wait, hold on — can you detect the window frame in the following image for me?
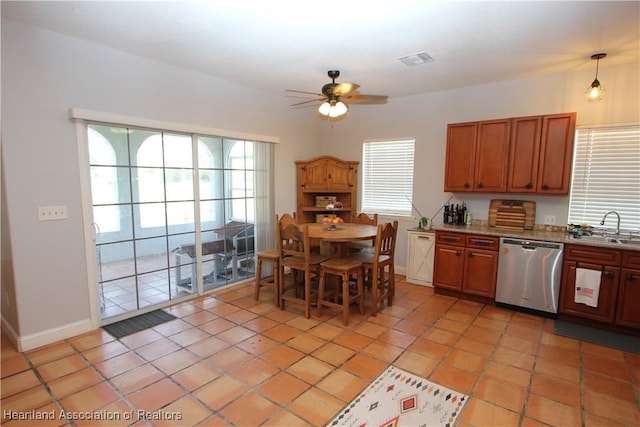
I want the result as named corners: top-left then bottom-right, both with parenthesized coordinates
top-left (361, 138), bottom-right (416, 218)
top-left (568, 123), bottom-right (640, 234)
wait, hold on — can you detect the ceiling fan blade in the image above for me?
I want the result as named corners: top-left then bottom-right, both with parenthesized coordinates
top-left (286, 89), bottom-right (324, 97)
top-left (342, 93), bottom-right (388, 104)
top-left (332, 82), bottom-right (360, 96)
top-left (290, 98), bottom-right (326, 107)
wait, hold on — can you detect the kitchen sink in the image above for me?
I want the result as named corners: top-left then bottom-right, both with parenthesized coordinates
top-left (571, 235), bottom-right (640, 245)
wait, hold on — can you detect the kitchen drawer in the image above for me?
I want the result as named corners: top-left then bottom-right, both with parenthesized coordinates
top-left (466, 235), bottom-right (499, 251)
top-left (564, 244), bottom-right (622, 266)
top-left (622, 250), bottom-right (640, 269)
top-left (436, 231), bottom-right (465, 247)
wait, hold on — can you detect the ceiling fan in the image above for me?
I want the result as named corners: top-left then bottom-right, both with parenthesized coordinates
top-left (286, 70), bottom-right (388, 119)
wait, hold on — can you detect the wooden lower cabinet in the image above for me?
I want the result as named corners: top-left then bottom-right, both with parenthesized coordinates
top-left (559, 260), bottom-right (620, 323)
top-left (559, 244), bottom-right (640, 332)
top-left (462, 248), bottom-right (499, 298)
top-left (433, 231), bottom-right (498, 301)
top-left (616, 266), bottom-right (640, 329)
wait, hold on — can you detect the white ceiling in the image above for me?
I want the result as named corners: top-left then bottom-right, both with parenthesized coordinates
top-left (3, 1), bottom-right (639, 101)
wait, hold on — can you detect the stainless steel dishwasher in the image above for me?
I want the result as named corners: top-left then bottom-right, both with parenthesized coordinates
top-left (495, 238), bottom-right (564, 315)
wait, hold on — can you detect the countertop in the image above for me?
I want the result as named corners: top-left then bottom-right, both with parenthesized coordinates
top-left (419, 223), bottom-right (640, 252)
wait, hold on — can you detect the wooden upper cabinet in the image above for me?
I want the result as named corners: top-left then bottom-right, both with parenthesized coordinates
top-left (537, 112), bottom-right (576, 194)
top-left (444, 122), bottom-right (477, 192)
top-left (474, 119), bottom-right (510, 192)
top-left (445, 112), bottom-right (576, 195)
top-left (508, 116), bottom-right (543, 192)
top-left (325, 158), bottom-right (354, 190)
top-left (298, 159), bottom-right (328, 190)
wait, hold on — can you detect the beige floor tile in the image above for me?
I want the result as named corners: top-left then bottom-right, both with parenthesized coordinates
top-left (362, 340), bottom-right (404, 363)
top-left (127, 378), bottom-right (185, 413)
top-left (236, 334), bottom-right (279, 355)
top-left (170, 362), bottom-right (221, 392)
top-left (341, 353), bottom-right (387, 381)
top-left (308, 322), bottom-right (344, 340)
top-left (94, 351), bottom-right (146, 379)
top-left (260, 344), bottom-right (305, 369)
top-left (202, 347), bottom-right (249, 373)
top-left (287, 355), bottom-right (334, 384)
top-left (136, 338), bottom-right (182, 362)
top-left (110, 363), bottom-right (165, 395)
top-left (288, 387), bottom-right (345, 426)
top-left (152, 395), bottom-right (212, 426)
top-left (393, 350), bottom-right (438, 378)
top-left (583, 370), bottom-right (637, 402)
top-left (0, 384), bottom-right (55, 413)
top-left (422, 326), bottom-right (460, 346)
top-left (151, 348), bottom-right (200, 375)
top-left (81, 340), bottom-right (130, 364)
top-left (1, 369), bottom-right (41, 399)
top-left (198, 318), bottom-right (235, 335)
top-left (460, 397), bottom-right (521, 426)
top-left (60, 382), bottom-right (120, 413)
top-left (408, 337), bottom-right (450, 359)
top-left (287, 332), bottom-right (326, 353)
top-left (186, 336), bottom-right (231, 358)
top-left (47, 367), bottom-right (104, 399)
top-left (241, 316), bottom-right (279, 333)
top-left (219, 392), bottom-right (280, 426)
top-left (214, 325), bottom-right (257, 345)
top-left (444, 348), bottom-right (487, 373)
top-left (67, 329), bottom-right (116, 352)
top-left (118, 328), bottom-right (164, 350)
top-left (182, 309), bottom-right (218, 326)
top-left (583, 387), bottom-right (640, 425)
top-left (167, 327), bottom-right (211, 347)
top-left (25, 341), bottom-right (75, 366)
top-left (262, 409), bottom-right (313, 427)
top-left (430, 363), bottom-right (479, 395)
top-left (474, 377), bottom-right (527, 412)
top-left (256, 371), bottom-right (310, 405)
top-left (229, 357), bottom-right (279, 387)
top-left (525, 394), bottom-right (583, 427)
top-left (36, 354), bottom-right (88, 382)
top-left (193, 375), bottom-right (248, 410)
top-left (530, 373), bottom-right (581, 407)
top-left (316, 369), bottom-right (368, 402)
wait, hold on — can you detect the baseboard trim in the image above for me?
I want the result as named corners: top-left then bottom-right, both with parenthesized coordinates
top-left (2, 316), bottom-right (94, 352)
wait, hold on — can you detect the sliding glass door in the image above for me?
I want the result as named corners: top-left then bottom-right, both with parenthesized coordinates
top-left (87, 123), bottom-right (273, 322)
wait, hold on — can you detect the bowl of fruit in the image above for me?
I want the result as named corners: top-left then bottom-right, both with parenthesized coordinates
top-left (324, 203), bottom-right (345, 230)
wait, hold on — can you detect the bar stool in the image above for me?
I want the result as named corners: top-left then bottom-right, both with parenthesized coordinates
top-left (317, 257), bottom-right (364, 326)
top-left (254, 249), bottom-right (281, 307)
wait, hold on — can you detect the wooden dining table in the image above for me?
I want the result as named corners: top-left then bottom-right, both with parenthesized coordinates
top-left (306, 222), bottom-right (378, 256)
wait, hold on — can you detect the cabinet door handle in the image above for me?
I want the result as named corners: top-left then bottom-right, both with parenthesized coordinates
top-left (477, 182), bottom-right (484, 189)
top-left (473, 239), bottom-right (493, 246)
top-left (542, 184), bottom-right (550, 190)
top-left (455, 250), bottom-right (462, 256)
top-left (443, 237), bottom-right (458, 243)
top-left (464, 182), bottom-right (470, 188)
top-left (468, 252), bottom-right (474, 258)
top-left (628, 274), bottom-right (637, 282)
top-left (603, 271), bottom-right (614, 279)
top-left (418, 236), bottom-right (432, 240)
top-left (525, 182), bottom-right (533, 189)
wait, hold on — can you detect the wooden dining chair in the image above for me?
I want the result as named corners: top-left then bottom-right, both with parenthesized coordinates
top-left (354, 220), bottom-right (398, 316)
top-left (277, 223), bottom-right (331, 318)
top-left (347, 212), bottom-right (379, 252)
top-left (254, 213), bottom-right (297, 307)
top-left (317, 256), bottom-right (364, 326)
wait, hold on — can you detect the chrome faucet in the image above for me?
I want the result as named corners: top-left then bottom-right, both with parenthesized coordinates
top-left (600, 211), bottom-right (621, 235)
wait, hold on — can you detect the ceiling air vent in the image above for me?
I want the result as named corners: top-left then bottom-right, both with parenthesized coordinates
top-left (398, 52), bottom-right (434, 66)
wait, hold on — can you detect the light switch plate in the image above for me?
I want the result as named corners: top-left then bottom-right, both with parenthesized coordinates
top-left (544, 215), bottom-right (557, 225)
top-left (38, 205), bottom-right (68, 221)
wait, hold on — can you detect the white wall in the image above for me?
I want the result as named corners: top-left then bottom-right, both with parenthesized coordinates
top-left (2, 18), bottom-right (638, 349)
top-left (319, 62), bottom-right (639, 266)
top-left (1, 20), bottom-right (320, 348)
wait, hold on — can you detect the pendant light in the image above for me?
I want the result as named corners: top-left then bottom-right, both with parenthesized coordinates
top-left (318, 98), bottom-right (348, 118)
top-left (585, 53), bottom-right (606, 102)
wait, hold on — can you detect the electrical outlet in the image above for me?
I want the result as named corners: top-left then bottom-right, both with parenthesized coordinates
top-left (544, 215), bottom-right (557, 225)
top-left (38, 205), bottom-right (68, 221)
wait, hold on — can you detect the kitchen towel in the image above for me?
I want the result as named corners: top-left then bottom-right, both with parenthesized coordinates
top-left (574, 268), bottom-right (601, 308)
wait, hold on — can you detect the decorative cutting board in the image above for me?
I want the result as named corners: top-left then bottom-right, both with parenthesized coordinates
top-left (488, 199), bottom-right (536, 230)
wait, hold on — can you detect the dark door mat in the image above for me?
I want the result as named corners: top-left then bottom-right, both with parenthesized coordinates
top-left (554, 320), bottom-right (640, 354)
top-left (103, 309), bottom-right (176, 339)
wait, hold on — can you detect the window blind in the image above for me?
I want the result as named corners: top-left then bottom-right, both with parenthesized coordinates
top-left (362, 139), bottom-right (415, 216)
top-left (568, 124), bottom-right (640, 232)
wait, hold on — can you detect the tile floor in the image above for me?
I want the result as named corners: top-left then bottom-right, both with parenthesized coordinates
top-left (2, 277), bottom-right (639, 426)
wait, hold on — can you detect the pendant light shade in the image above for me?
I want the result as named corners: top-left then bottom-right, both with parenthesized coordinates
top-left (318, 99), bottom-right (348, 118)
top-left (585, 53), bottom-right (606, 102)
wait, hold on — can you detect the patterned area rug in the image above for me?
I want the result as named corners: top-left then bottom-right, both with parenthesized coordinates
top-left (328, 366), bottom-right (469, 427)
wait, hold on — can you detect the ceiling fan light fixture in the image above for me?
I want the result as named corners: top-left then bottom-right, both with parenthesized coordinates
top-left (585, 53), bottom-right (606, 102)
top-left (318, 100), bottom-right (348, 118)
